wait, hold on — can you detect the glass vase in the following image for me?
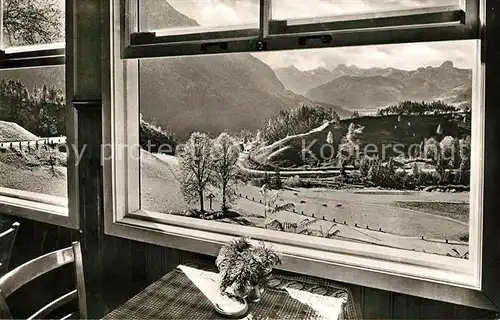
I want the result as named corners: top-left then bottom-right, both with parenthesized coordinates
top-left (247, 285), bottom-right (264, 303)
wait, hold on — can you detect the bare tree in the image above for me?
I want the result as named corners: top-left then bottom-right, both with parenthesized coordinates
top-left (213, 132), bottom-right (240, 212)
top-left (178, 132), bottom-right (215, 213)
top-left (47, 144), bottom-right (56, 176)
top-left (4, 0), bottom-right (64, 46)
top-left (259, 184), bottom-right (294, 228)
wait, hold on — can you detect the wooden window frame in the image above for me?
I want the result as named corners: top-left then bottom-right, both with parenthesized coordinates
top-left (0, 0), bottom-right (79, 230)
top-left (103, 0), bottom-right (500, 311)
top-left (121, 0), bottom-right (479, 58)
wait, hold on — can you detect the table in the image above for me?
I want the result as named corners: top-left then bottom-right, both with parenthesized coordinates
top-left (103, 263), bottom-right (360, 320)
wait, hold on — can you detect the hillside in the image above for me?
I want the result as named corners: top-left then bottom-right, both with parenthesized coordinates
top-left (139, 0), bottom-right (350, 140)
top-left (350, 114), bottom-right (470, 155)
top-left (251, 113), bottom-right (470, 167)
top-left (273, 65), bottom-right (338, 95)
top-left (275, 61), bottom-right (472, 112)
top-left (306, 75), bottom-right (407, 110)
top-left (0, 139), bottom-right (67, 197)
top-left (0, 121), bottom-right (38, 142)
top-left (0, 67), bottom-right (64, 91)
top-left (251, 121), bottom-right (344, 167)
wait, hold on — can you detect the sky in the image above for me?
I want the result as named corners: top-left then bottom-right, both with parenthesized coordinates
top-left (166, 0), bottom-right (475, 71)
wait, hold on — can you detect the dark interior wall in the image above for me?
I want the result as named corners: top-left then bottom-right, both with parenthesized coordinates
top-left (0, 215), bottom-right (495, 319)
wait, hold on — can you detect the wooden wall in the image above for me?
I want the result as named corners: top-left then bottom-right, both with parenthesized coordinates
top-left (0, 214), bottom-right (495, 319)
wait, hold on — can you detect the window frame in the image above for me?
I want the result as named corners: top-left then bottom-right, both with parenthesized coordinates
top-left (121, 0), bottom-right (479, 58)
top-left (103, 0), bottom-right (500, 310)
top-left (0, 0), bottom-right (79, 229)
top-left (0, 0), bottom-right (65, 68)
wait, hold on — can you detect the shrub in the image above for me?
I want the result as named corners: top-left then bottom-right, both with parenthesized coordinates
top-left (459, 233), bottom-right (469, 242)
top-left (270, 167), bottom-right (283, 190)
top-left (357, 155), bottom-right (371, 177)
top-left (423, 137), bottom-right (440, 161)
top-left (417, 170), bottom-right (441, 186)
top-left (346, 171), bottom-right (364, 185)
top-left (284, 175), bottom-right (302, 188)
top-left (441, 170), bottom-right (453, 185)
top-left (367, 158), bottom-right (397, 188)
top-left (250, 178), bottom-right (266, 187)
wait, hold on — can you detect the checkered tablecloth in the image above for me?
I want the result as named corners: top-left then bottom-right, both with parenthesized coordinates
top-left (103, 263), bottom-right (360, 320)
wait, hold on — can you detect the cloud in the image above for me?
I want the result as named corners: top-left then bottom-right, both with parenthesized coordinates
top-left (254, 40), bottom-right (476, 71)
top-left (169, 0), bottom-right (259, 25)
top-left (168, 0), bottom-right (458, 24)
top-left (165, 0), bottom-right (474, 70)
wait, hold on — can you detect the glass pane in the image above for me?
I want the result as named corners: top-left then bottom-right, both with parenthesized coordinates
top-left (0, 66), bottom-right (66, 198)
top-left (3, 0), bottom-right (65, 47)
top-left (139, 0), bottom-right (259, 34)
top-left (140, 40), bottom-right (475, 259)
top-left (272, 0), bottom-right (460, 20)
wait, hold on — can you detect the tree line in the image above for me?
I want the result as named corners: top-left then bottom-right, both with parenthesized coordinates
top-left (0, 79), bottom-right (65, 137)
top-left (261, 104), bottom-right (340, 144)
top-left (139, 114), bottom-right (178, 154)
top-left (377, 100), bottom-right (460, 116)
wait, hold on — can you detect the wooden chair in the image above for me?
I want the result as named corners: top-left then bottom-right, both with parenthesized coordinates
top-left (0, 241), bottom-right (87, 319)
top-left (0, 222), bottom-right (20, 277)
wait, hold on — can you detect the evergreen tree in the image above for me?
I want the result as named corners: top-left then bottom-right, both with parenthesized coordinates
top-left (436, 124), bottom-right (443, 136)
top-left (326, 131), bottom-right (334, 144)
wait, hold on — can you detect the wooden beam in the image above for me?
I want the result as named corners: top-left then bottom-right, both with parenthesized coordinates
top-left (69, 0), bottom-right (103, 317)
top-left (481, 0), bottom-right (500, 310)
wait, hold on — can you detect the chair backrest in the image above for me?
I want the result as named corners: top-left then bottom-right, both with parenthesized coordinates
top-left (0, 222), bottom-right (20, 277)
top-left (0, 241), bottom-right (87, 319)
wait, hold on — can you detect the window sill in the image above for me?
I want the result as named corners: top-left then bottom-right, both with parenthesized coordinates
top-left (104, 213), bottom-right (497, 311)
top-left (0, 187), bottom-right (78, 229)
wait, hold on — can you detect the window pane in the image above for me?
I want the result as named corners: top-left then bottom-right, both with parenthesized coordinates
top-left (139, 0), bottom-right (259, 34)
top-left (3, 0), bottom-right (65, 47)
top-left (272, 0), bottom-right (460, 20)
top-left (139, 40), bottom-right (475, 259)
top-left (0, 66), bottom-right (66, 198)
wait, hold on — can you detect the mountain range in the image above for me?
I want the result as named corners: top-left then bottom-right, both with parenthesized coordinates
top-left (275, 61), bottom-right (472, 111)
top-left (138, 0), bottom-right (350, 140)
top-left (0, 0), bottom-right (472, 141)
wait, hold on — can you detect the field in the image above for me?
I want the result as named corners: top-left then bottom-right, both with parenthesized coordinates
top-left (0, 142), bottom-right (67, 197)
top-left (140, 151), bottom-right (469, 258)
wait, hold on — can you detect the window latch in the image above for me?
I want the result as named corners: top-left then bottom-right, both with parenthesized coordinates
top-left (201, 41), bottom-right (228, 52)
top-left (298, 35), bottom-right (332, 46)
